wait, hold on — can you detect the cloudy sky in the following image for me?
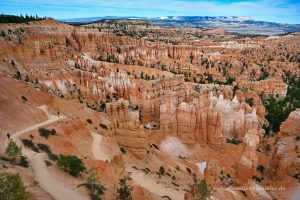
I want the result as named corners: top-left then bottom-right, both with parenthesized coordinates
top-left (0, 0), bottom-right (299, 24)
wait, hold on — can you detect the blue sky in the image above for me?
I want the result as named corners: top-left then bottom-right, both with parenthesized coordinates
top-left (0, 0), bottom-right (299, 24)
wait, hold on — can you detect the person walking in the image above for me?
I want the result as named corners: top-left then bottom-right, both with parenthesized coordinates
top-left (7, 133), bottom-right (10, 139)
top-left (57, 110), bottom-right (60, 118)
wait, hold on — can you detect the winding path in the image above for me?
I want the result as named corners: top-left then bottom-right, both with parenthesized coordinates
top-left (3, 105), bottom-right (87, 200)
top-left (91, 131), bottom-right (184, 200)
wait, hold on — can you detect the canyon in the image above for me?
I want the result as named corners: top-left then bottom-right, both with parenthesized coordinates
top-left (0, 18), bottom-right (299, 200)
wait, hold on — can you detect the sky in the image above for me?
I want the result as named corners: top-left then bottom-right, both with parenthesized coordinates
top-left (0, 0), bottom-right (299, 24)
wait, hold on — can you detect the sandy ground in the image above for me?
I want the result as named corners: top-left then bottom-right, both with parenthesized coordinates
top-left (129, 170), bottom-right (184, 200)
top-left (3, 105), bottom-right (87, 200)
top-left (91, 131), bottom-right (184, 200)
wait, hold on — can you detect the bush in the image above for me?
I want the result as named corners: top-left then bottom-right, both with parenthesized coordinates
top-left (159, 166), bottom-right (165, 175)
top-left (120, 147), bottom-right (126, 154)
top-left (239, 190), bottom-right (247, 197)
top-left (86, 119), bottom-right (93, 124)
top-left (48, 153), bottom-right (59, 161)
top-left (252, 175), bottom-right (262, 182)
top-left (99, 101), bottom-right (106, 112)
top-left (45, 160), bottom-right (52, 167)
top-left (50, 129), bottom-right (57, 135)
top-left (57, 155), bottom-right (85, 176)
top-left (5, 139), bottom-right (22, 163)
top-left (21, 139), bottom-right (34, 148)
top-left (226, 138), bottom-right (241, 145)
top-left (152, 144), bottom-right (159, 150)
top-left (117, 178), bottom-right (132, 200)
top-left (0, 172), bottom-right (30, 200)
top-left (39, 128), bottom-right (56, 139)
top-left (245, 98), bottom-right (254, 107)
top-left (21, 96), bottom-right (28, 101)
top-left (197, 180), bottom-right (211, 200)
top-left (21, 139), bottom-right (39, 152)
top-left (186, 167), bottom-right (192, 174)
top-left (31, 146), bottom-right (40, 153)
top-left (37, 143), bottom-right (51, 153)
top-left (257, 165), bottom-right (265, 174)
top-left (18, 156), bottom-right (29, 168)
top-left (78, 170), bottom-right (105, 199)
top-left (99, 123), bottom-right (108, 129)
top-left (0, 156), bottom-right (10, 162)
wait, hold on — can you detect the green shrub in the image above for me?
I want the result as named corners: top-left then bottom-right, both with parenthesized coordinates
top-left (44, 160), bottom-right (52, 167)
top-left (21, 139), bottom-right (39, 152)
top-left (159, 166), bottom-right (165, 175)
top-left (18, 156), bottom-right (29, 168)
top-left (252, 175), bottom-right (262, 182)
top-left (21, 139), bottom-right (34, 148)
top-left (197, 180), bottom-right (211, 200)
top-left (239, 190), bottom-right (247, 197)
top-left (186, 167), bottom-right (192, 174)
top-left (48, 153), bottom-right (59, 161)
top-left (245, 98), bottom-right (254, 107)
top-left (152, 144), bottom-right (159, 150)
top-left (50, 129), bottom-right (57, 135)
top-left (0, 172), bottom-right (30, 200)
top-left (100, 123), bottom-right (108, 129)
top-left (21, 96), bottom-right (28, 101)
top-left (257, 165), bottom-right (265, 174)
top-left (117, 178), bottom-right (132, 200)
top-left (38, 128), bottom-right (56, 139)
top-left (120, 147), bottom-right (126, 154)
top-left (226, 138), bottom-right (241, 145)
top-left (78, 170), bottom-right (105, 199)
top-left (57, 155), bottom-right (85, 176)
top-left (37, 143), bottom-right (51, 153)
top-left (162, 195), bottom-right (172, 200)
top-left (5, 139), bottom-right (22, 163)
top-left (31, 146), bottom-right (40, 153)
top-left (0, 156), bottom-right (10, 162)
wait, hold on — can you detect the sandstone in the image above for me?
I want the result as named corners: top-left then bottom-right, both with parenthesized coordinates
top-left (280, 109), bottom-right (300, 137)
top-left (204, 159), bottom-right (221, 187)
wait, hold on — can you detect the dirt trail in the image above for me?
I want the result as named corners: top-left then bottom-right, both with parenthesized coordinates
top-left (91, 131), bottom-right (184, 200)
top-left (3, 105), bottom-right (87, 200)
top-left (91, 131), bottom-right (111, 161)
top-left (129, 169), bottom-right (184, 200)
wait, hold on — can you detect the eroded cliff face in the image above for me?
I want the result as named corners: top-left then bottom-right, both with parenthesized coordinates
top-left (160, 92), bottom-right (259, 147)
top-left (236, 128), bottom-right (261, 183)
top-left (268, 109), bottom-right (300, 180)
top-left (113, 120), bottom-right (148, 158)
top-left (104, 98), bottom-right (148, 158)
top-left (135, 77), bottom-right (185, 124)
top-left (238, 79), bottom-right (287, 98)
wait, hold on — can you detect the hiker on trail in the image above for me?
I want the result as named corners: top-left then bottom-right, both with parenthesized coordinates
top-left (57, 110), bottom-right (60, 117)
top-left (7, 133), bottom-right (10, 139)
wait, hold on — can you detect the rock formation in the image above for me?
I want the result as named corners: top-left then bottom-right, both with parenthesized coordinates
top-left (204, 159), bottom-right (221, 187)
top-left (160, 93), bottom-right (259, 148)
top-left (236, 128), bottom-right (260, 182)
top-left (280, 109), bottom-right (300, 136)
top-left (113, 121), bottom-right (148, 158)
top-left (268, 109), bottom-right (300, 180)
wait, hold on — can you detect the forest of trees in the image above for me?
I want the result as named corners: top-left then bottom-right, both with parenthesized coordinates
top-left (0, 14), bottom-right (46, 23)
top-left (263, 74), bottom-right (300, 134)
